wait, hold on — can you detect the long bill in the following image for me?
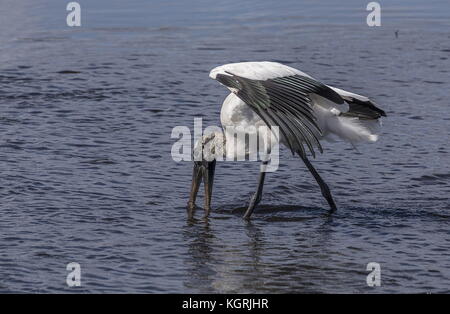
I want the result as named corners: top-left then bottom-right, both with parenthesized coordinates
top-left (187, 160), bottom-right (216, 218)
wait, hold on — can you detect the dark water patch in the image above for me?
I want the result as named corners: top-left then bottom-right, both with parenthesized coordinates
top-left (411, 173), bottom-right (450, 182)
top-left (81, 158), bottom-right (118, 165)
top-left (56, 70), bottom-right (81, 74)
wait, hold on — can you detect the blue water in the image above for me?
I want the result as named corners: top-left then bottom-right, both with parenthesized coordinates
top-left (0, 0), bottom-right (449, 293)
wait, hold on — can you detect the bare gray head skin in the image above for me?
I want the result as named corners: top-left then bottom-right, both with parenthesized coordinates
top-left (187, 131), bottom-right (225, 219)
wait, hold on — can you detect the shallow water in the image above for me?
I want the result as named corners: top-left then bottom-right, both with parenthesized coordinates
top-left (0, 0), bottom-right (449, 293)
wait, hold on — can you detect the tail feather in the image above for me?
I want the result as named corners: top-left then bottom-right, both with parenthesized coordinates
top-left (312, 86), bottom-right (386, 146)
top-left (328, 115), bottom-right (379, 143)
top-left (314, 105), bottom-right (380, 145)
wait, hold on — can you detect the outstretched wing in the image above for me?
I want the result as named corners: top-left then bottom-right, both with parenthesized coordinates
top-left (211, 62), bottom-right (344, 158)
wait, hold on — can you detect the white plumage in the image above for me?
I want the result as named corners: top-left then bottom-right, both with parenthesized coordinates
top-left (215, 62), bottom-right (382, 151)
top-left (210, 61), bottom-right (312, 81)
top-left (188, 61), bottom-right (386, 219)
top-left (311, 96), bottom-right (379, 144)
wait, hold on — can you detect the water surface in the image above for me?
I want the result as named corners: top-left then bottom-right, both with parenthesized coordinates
top-left (0, 0), bottom-right (449, 293)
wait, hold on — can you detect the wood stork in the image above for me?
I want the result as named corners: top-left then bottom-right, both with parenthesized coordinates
top-left (187, 61), bottom-right (386, 220)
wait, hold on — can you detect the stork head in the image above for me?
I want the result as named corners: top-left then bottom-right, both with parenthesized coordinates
top-left (187, 131), bottom-right (225, 218)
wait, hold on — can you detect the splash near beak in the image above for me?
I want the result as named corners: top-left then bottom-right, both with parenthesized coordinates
top-left (187, 160), bottom-right (216, 218)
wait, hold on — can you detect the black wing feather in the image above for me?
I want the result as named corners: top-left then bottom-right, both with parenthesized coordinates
top-left (340, 96), bottom-right (387, 120)
top-left (216, 72), bottom-right (344, 158)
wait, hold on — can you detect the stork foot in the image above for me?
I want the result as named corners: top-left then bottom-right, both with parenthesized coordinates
top-left (301, 156), bottom-right (337, 214)
top-left (243, 193), bottom-right (261, 220)
top-left (187, 202), bottom-right (197, 219)
top-left (243, 161), bottom-right (268, 220)
top-left (203, 205), bottom-right (211, 218)
top-left (321, 184), bottom-right (337, 213)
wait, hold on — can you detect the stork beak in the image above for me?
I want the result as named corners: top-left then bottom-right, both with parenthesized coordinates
top-left (187, 160), bottom-right (216, 218)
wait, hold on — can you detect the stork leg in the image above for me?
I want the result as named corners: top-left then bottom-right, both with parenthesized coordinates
top-left (301, 156), bottom-right (337, 212)
top-left (243, 161), bottom-right (268, 220)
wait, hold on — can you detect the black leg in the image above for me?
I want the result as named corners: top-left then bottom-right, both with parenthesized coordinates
top-left (243, 161), bottom-right (268, 219)
top-left (301, 156), bottom-right (337, 212)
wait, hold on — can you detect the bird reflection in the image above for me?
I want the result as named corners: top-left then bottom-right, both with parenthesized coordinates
top-left (182, 207), bottom-right (339, 293)
top-left (182, 213), bottom-right (266, 293)
top-left (182, 218), bottom-right (216, 292)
